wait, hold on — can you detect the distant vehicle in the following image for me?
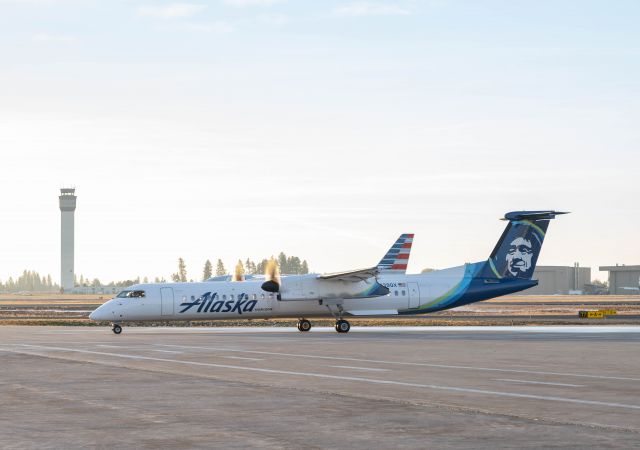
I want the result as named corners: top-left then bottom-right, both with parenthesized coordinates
top-left (90, 212), bottom-right (566, 334)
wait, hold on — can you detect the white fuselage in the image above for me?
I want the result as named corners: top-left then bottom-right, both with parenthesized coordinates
top-left (90, 266), bottom-right (471, 323)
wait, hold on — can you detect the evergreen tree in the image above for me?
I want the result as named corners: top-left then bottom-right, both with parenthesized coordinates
top-left (215, 259), bottom-right (226, 276)
top-left (143, 276), bottom-right (149, 284)
top-left (178, 258), bottom-right (187, 282)
top-left (245, 258), bottom-right (256, 275)
top-left (287, 256), bottom-right (302, 274)
top-left (255, 258), bottom-right (269, 275)
top-left (301, 260), bottom-right (309, 274)
top-left (203, 259), bottom-right (213, 280)
top-left (277, 252), bottom-right (287, 273)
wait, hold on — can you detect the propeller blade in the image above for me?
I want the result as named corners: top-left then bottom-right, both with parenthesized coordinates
top-left (232, 260), bottom-right (245, 282)
top-left (262, 258), bottom-right (280, 292)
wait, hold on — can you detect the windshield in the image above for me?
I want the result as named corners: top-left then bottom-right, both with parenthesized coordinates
top-left (116, 290), bottom-right (146, 298)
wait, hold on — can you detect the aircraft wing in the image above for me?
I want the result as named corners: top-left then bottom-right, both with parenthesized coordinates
top-left (317, 267), bottom-right (379, 282)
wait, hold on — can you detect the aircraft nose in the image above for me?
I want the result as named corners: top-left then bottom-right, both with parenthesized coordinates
top-left (89, 302), bottom-right (114, 321)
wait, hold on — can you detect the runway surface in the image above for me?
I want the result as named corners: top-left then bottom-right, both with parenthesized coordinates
top-left (1, 326), bottom-right (639, 448)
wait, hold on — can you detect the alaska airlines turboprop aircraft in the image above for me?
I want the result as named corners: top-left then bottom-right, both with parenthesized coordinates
top-left (90, 211), bottom-right (565, 334)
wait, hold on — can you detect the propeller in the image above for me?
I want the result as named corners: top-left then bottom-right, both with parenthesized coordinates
top-left (232, 260), bottom-right (245, 282)
top-left (261, 258), bottom-right (280, 293)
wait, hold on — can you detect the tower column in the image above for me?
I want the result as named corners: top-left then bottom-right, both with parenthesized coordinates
top-left (59, 188), bottom-right (77, 292)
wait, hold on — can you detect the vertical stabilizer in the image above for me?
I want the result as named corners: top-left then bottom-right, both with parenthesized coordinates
top-left (484, 211), bottom-right (568, 279)
top-left (378, 234), bottom-right (414, 274)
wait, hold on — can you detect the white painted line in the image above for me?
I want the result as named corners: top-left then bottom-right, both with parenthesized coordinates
top-left (218, 355), bottom-right (263, 362)
top-left (494, 379), bottom-right (586, 388)
top-left (9, 344), bottom-right (640, 412)
top-left (331, 365), bottom-right (389, 372)
top-left (156, 344), bottom-right (640, 382)
top-left (98, 345), bottom-right (182, 354)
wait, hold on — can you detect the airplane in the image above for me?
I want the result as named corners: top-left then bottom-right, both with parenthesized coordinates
top-left (204, 233), bottom-right (415, 282)
top-left (90, 211), bottom-right (566, 334)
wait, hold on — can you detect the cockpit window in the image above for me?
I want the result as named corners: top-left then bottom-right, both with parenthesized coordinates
top-left (117, 290), bottom-right (146, 298)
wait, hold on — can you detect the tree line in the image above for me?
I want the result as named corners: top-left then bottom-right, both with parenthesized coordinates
top-left (0, 270), bottom-right (59, 292)
top-left (172, 252), bottom-right (310, 282)
top-left (0, 252), bottom-right (310, 292)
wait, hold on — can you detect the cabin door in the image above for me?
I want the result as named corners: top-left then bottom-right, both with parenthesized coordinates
top-left (160, 287), bottom-right (175, 316)
top-left (408, 283), bottom-right (420, 308)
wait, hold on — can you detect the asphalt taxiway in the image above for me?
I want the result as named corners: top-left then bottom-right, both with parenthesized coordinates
top-left (1, 326), bottom-right (639, 448)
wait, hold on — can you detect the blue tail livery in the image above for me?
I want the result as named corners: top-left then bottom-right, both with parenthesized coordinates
top-left (484, 211), bottom-right (568, 280)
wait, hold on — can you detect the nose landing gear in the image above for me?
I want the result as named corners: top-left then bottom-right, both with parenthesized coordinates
top-left (111, 324), bottom-right (122, 334)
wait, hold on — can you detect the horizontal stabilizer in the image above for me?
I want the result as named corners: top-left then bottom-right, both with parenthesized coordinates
top-left (502, 210), bottom-right (569, 221)
top-left (318, 267), bottom-right (379, 283)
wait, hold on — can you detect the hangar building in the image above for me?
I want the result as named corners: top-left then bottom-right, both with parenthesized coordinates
top-left (599, 265), bottom-right (640, 295)
top-left (519, 264), bottom-right (591, 295)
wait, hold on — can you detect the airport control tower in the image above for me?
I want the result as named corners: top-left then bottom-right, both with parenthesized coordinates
top-left (59, 188), bottom-right (77, 292)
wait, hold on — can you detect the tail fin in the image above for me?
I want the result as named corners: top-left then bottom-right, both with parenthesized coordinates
top-left (378, 234), bottom-right (414, 274)
top-left (484, 211), bottom-right (568, 279)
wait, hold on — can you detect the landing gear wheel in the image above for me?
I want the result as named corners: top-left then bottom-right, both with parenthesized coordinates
top-left (297, 319), bottom-right (312, 332)
top-left (335, 320), bottom-right (350, 333)
top-left (112, 324), bottom-right (122, 335)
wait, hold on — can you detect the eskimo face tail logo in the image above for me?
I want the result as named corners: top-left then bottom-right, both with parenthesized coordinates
top-left (505, 237), bottom-right (534, 277)
top-left (490, 220), bottom-right (549, 279)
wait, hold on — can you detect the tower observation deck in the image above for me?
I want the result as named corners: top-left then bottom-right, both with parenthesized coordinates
top-left (59, 188), bottom-right (77, 292)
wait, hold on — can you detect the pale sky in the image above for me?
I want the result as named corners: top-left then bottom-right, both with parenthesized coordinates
top-left (0, 0), bottom-right (638, 283)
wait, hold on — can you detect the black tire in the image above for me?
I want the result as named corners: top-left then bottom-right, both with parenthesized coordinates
top-left (335, 320), bottom-right (350, 333)
top-left (112, 324), bottom-right (122, 334)
top-left (298, 319), bottom-right (311, 332)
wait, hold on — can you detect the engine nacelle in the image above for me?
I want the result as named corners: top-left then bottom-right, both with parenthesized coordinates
top-left (270, 274), bottom-right (388, 301)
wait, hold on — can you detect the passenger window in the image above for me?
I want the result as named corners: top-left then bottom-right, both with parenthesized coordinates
top-left (402, 290), bottom-right (406, 296)
top-left (394, 290), bottom-right (398, 296)
top-left (252, 294), bottom-right (257, 300)
top-left (230, 294), bottom-right (234, 300)
top-left (261, 293), bottom-right (265, 299)
top-left (222, 295), bottom-right (227, 300)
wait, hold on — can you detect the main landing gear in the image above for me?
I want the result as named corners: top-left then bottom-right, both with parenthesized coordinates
top-left (335, 319), bottom-right (350, 333)
top-left (111, 324), bottom-right (122, 335)
top-left (296, 318), bottom-right (351, 333)
top-left (297, 319), bottom-right (312, 332)
top-left (321, 302), bottom-right (351, 333)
